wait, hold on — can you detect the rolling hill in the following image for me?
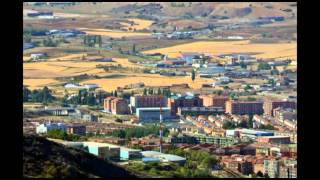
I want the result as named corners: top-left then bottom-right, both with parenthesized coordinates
top-left (23, 134), bottom-right (139, 178)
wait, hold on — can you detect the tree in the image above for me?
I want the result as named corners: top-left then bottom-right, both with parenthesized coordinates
top-left (238, 120), bottom-right (248, 128)
top-left (244, 84), bottom-right (252, 91)
top-left (191, 69), bottom-right (196, 82)
top-left (258, 62), bottom-right (271, 70)
top-left (268, 79), bottom-right (276, 87)
top-left (246, 97), bottom-right (256, 101)
top-left (230, 92), bottom-right (237, 99)
top-left (86, 93), bottom-right (96, 106)
top-left (256, 171), bottom-right (263, 177)
top-left (97, 35), bottom-right (102, 47)
top-left (240, 61), bottom-right (247, 69)
top-left (248, 116), bottom-right (254, 128)
top-left (132, 43), bottom-right (136, 54)
top-left (157, 88), bottom-right (161, 95)
top-left (217, 90), bottom-right (223, 96)
top-left (24, 33), bottom-right (32, 43)
top-left (223, 121), bottom-right (236, 129)
top-left (23, 86), bottom-right (31, 102)
top-left (143, 88), bottom-right (147, 95)
top-left (114, 90), bottom-right (118, 97)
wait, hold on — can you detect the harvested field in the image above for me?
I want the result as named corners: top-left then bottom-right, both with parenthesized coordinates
top-left (23, 78), bottom-right (60, 89)
top-left (142, 40), bottom-right (297, 60)
top-left (83, 73), bottom-right (214, 91)
top-left (121, 18), bottom-right (154, 30)
top-left (79, 28), bottom-right (151, 38)
top-left (23, 52), bottom-right (140, 79)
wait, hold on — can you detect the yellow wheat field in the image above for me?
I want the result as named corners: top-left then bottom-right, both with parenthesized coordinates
top-left (48, 53), bottom-right (88, 61)
top-left (79, 28), bottom-right (151, 38)
top-left (83, 73), bottom-right (213, 91)
top-left (143, 40), bottom-right (297, 60)
top-left (23, 78), bottom-right (60, 89)
top-left (23, 53), bottom-right (140, 78)
top-left (121, 18), bottom-right (154, 30)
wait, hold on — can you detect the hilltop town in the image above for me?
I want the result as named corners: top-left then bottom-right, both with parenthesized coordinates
top-left (23, 2), bottom-right (297, 178)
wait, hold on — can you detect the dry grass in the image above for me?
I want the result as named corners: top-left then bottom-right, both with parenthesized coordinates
top-left (142, 40), bottom-right (297, 60)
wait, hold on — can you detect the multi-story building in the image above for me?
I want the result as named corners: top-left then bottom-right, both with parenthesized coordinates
top-left (104, 96), bottom-right (117, 112)
top-left (104, 97), bottom-right (129, 115)
top-left (136, 107), bottom-right (171, 122)
top-left (168, 95), bottom-right (203, 115)
top-left (257, 136), bottom-right (291, 144)
top-left (200, 95), bottom-right (229, 108)
top-left (166, 134), bottom-right (236, 147)
top-left (225, 100), bottom-right (264, 115)
top-left (239, 161), bottom-right (254, 175)
top-left (130, 95), bottom-right (167, 113)
top-left (264, 159), bottom-right (280, 178)
top-left (273, 107), bottom-right (297, 122)
top-left (83, 142), bottom-right (120, 161)
top-left (36, 122), bottom-right (67, 134)
top-left (279, 160), bottom-right (297, 178)
top-left (66, 124), bottom-right (86, 136)
top-left (263, 100), bottom-right (296, 116)
top-left (177, 106), bottom-right (224, 116)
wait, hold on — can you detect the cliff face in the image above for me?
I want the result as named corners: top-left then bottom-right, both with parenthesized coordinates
top-left (23, 135), bottom-right (138, 178)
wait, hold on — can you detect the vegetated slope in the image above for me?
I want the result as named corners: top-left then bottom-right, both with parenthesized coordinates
top-left (23, 134), bottom-right (139, 178)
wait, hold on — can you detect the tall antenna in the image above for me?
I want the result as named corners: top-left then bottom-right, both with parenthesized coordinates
top-left (159, 97), bottom-right (163, 153)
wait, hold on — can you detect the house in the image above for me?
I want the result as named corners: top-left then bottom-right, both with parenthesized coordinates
top-left (216, 76), bottom-right (230, 83)
top-left (180, 52), bottom-right (203, 65)
top-left (36, 122), bottom-right (67, 134)
top-left (64, 83), bottom-right (99, 90)
top-left (66, 124), bottom-right (86, 136)
top-left (199, 66), bottom-right (225, 78)
top-left (23, 43), bottom-right (35, 50)
top-left (30, 53), bottom-right (48, 60)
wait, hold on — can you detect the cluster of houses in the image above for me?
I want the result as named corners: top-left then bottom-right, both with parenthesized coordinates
top-left (46, 29), bottom-right (86, 38)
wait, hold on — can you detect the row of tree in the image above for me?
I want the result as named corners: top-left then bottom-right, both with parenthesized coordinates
top-left (63, 89), bottom-right (97, 106)
top-left (106, 125), bottom-right (169, 140)
top-left (83, 35), bottom-right (102, 47)
top-left (47, 129), bottom-right (87, 141)
top-left (23, 86), bottom-right (55, 103)
top-left (142, 88), bottom-right (171, 97)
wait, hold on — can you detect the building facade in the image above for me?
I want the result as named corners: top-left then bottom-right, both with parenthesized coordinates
top-left (225, 100), bottom-right (264, 115)
top-left (66, 124), bottom-right (86, 136)
top-left (200, 95), bottom-right (229, 108)
top-left (168, 95), bottom-right (203, 116)
top-left (104, 97), bottom-right (129, 115)
top-left (36, 123), bottom-right (67, 134)
top-left (263, 100), bottom-right (296, 116)
top-left (136, 107), bottom-right (171, 122)
top-left (264, 159), bottom-right (280, 178)
top-left (177, 106), bottom-right (224, 116)
top-left (257, 136), bottom-right (291, 144)
top-left (130, 95), bottom-right (167, 112)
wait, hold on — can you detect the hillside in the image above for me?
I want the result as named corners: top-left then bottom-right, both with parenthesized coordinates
top-left (23, 134), bottom-right (139, 178)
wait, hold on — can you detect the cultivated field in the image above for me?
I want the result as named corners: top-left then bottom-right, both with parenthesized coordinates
top-left (120, 18), bottom-right (154, 30)
top-left (83, 73), bottom-right (214, 91)
top-left (143, 40), bottom-right (297, 60)
top-left (23, 78), bottom-right (60, 90)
